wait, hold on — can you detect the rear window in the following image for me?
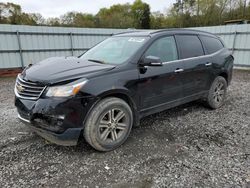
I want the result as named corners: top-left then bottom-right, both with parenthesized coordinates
top-left (175, 35), bottom-right (204, 59)
top-left (200, 36), bottom-right (224, 54)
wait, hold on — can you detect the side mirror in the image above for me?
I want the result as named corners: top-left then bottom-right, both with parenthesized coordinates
top-left (141, 56), bottom-right (163, 66)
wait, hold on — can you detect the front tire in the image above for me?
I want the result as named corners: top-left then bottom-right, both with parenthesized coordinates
top-left (206, 76), bottom-right (227, 109)
top-left (84, 97), bottom-right (133, 151)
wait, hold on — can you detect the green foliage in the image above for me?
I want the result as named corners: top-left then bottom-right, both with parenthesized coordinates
top-left (60, 12), bottom-right (96, 27)
top-left (168, 0), bottom-right (250, 27)
top-left (96, 4), bottom-right (134, 28)
top-left (131, 0), bottom-right (150, 29)
top-left (0, 0), bottom-right (249, 28)
top-left (0, 2), bottom-right (37, 25)
top-left (150, 12), bottom-right (166, 29)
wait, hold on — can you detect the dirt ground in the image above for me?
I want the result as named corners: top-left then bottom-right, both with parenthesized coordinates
top-left (0, 70), bottom-right (249, 188)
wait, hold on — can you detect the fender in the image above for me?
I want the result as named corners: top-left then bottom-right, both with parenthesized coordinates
top-left (82, 88), bottom-right (140, 128)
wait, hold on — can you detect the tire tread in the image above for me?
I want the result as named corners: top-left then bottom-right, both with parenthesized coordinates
top-left (84, 97), bottom-right (133, 151)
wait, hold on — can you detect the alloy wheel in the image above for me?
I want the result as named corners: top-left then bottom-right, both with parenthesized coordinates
top-left (213, 81), bottom-right (225, 103)
top-left (98, 108), bottom-right (128, 142)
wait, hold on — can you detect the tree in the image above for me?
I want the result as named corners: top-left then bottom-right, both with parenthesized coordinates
top-left (167, 0), bottom-right (240, 27)
top-left (29, 13), bottom-right (45, 25)
top-left (96, 4), bottom-right (134, 28)
top-left (0, 2), bottom-right (44, 25)
top-left (46, 17), bottom-right (60, 26)
top-left (150, 11), bottom-right (166, 29)
top-left (169, 0), bottom-right (198, 27)
top-left (131, 0), bottom-right (151, 29)
top-left (0, 3), bottom-right (8, 23)
top-left (0, 2), bottom-right (22, 24)
top-left (60, 12), bottom-right (96, 27)
top-left (0, 0), bottom-right (250, 28)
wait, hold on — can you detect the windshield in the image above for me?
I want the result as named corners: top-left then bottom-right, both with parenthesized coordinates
top-left (80, 36), bottom-right (149, 64)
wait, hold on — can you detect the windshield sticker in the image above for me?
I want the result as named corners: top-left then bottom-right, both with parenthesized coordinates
top-left (128, 38), bottom-right (145, 43)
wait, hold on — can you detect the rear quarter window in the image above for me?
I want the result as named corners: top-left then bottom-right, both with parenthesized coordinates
top-left (175, 35), bottom-right (204, 59)
top-left (200, 36), bottom-right (224, 54)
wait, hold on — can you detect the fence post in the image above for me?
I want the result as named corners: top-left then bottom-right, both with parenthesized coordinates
top-left (232, 31), bottom-right (237, 54)
top-left (16, 30), bottom-right (24, 69)
top-left (70, 32), bottom-right (74, 56)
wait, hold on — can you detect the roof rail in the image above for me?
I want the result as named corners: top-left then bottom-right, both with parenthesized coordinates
top-left (112, 29), bottom-right (142, 36)
top-left (149, 28), bottom-right (213, 35)
top-left (149, 28), bottom-right (182, 34)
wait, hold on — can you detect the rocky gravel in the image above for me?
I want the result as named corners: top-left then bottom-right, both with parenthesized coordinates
top-left (0, 70), bottom-right (249, 188)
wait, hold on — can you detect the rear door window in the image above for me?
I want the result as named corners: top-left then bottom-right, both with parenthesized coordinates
top-left (200, 36), bottom-right (224, 54)
top-left (175, 35), bottom-right (204, 59)
top-left (144, 36), bottom-right (178, 62)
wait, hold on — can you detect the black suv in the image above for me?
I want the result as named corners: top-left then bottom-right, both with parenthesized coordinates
top-left (15, 29), bottom-right (234, 151)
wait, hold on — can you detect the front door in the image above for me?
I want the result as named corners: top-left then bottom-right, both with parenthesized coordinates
top-left (138, 36), bottom-right (185, 114)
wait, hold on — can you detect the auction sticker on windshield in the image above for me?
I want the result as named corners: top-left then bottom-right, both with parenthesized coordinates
top-left (128, 38), bottom-right (145, 42)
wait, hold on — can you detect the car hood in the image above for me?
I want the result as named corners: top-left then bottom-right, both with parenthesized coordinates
top-left (22, 57), bottom-right (115, 84)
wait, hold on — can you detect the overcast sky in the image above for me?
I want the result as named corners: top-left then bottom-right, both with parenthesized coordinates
top-left (1, 0), bottom-right (176, 18)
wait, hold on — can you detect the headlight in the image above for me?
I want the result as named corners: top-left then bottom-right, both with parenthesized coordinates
top-left (45, 79), bottom-right (88, 97)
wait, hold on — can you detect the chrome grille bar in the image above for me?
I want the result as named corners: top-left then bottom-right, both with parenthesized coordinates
top-left (15, 74), bottom-right (46, 100)
top-left (16, 80), bottom-right (44, 89)
top-left (17, 77), bottom-right (41, 86)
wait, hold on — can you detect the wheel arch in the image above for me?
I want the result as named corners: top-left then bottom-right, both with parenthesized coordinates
top-left (97, 90), bottom-right (140, 127)
top-left (82, 89), bottom-right (140, 129)
top-left (218, 72), bottom-right (228, 84)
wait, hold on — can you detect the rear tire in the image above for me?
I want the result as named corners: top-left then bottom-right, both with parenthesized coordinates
top-left (84, 97), bottom-right (133, 151)
top-left (206, 76), bottom-right (227, 109)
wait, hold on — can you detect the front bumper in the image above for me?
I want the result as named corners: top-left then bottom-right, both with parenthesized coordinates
top-left (18, 114), bottom-right (82, 146)
top-left (15, 95), bottom-right (96, 146)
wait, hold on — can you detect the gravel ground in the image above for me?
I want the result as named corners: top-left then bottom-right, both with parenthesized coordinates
top-left (0, 70), bottom-right (249, 188)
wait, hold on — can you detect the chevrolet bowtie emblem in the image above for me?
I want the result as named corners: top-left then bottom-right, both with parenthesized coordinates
top-left (16, 84), bottom-right (25, 92)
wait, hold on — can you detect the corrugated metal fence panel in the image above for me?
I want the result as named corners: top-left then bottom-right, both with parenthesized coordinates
top-left (0, 24), bottom-right (250, 69)
top-left (0, 24), bottom-right (125, 68)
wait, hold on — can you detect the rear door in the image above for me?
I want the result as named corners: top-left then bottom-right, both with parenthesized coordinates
top-left (175, 35), bottom-right (212, 97)
top-left (199, 35), bottom-right (225, 90)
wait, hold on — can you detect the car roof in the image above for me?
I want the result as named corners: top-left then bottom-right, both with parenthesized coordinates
top-left (114, 28), bottom-right (216, 38)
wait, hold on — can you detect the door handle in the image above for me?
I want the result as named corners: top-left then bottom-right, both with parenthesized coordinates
top-left (174, 68), bottom-right (184, 73)
top-left (205, 62), bottom-right (212, 66)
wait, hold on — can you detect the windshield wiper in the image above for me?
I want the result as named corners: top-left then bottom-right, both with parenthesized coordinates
top-left (88, 59), bottom-right (105, 64)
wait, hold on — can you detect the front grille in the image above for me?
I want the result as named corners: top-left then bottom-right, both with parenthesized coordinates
top-left (15, 74), bottom-right (46, 100)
